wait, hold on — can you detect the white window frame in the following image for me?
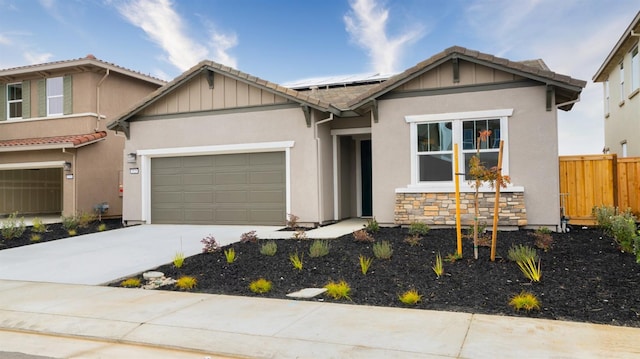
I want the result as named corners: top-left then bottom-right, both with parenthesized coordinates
top-left (619, 62), bottom-right (625, 101)
top-left (631, 46), bottom-right (639, 94)
top-left (404, 109), bottom-right (513, 192)
top-left (46, 77), bottom-right (63, 116)
top-left (7, 82), bottom-right (22, 120)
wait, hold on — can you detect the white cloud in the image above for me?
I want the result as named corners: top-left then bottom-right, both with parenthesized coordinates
top-left (0, 34), bottom-right (11, 45)
top-left (344, 0), bottom-right (424, 73)
top-left (24, 51), bottom-right (53, 65)
top-left (116, 0), bottom-right (237, 72)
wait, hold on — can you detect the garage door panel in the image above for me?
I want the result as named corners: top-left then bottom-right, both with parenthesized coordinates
top-left (215, 172), bottom-right (247, 185)
top-left (0, 168), bottom-right (62, 215)
top-left (151, 152), bottom-right (285, 225)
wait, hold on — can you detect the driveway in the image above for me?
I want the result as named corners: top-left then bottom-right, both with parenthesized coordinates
top-left (0, 225), bottom-right (282, 285)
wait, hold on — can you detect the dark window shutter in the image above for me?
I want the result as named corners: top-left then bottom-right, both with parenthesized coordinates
top-left (37, 79), bottom-right (46, 117)
top-left (63, 75), bottom-right (72, 115)
top-left (0, 84), bottom-right (5, 121)
top-left (22, 80), bottom-right (31, 119)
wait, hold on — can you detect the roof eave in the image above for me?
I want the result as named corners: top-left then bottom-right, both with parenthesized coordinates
top-left (593, 11), bottom-right (640, 82)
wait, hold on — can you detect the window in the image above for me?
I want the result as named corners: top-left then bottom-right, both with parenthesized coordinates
top-left (619, 62), bottom-right (625, 100)
top-left (632, 47), bottom-right (639, 93)
top-left (417, 122), bottom-right (453, 181)
top-left (7, 83), bottom-right (22, 119)
top-left (46, 77), bottom-right (63, 116)
top-left (604, 79), bottom-right (610, 115)
top-left (407, 109), bottom-right (512, 186)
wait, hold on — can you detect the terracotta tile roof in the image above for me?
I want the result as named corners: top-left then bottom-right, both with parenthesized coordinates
top-left (0, 131), bottom-right (107, 149)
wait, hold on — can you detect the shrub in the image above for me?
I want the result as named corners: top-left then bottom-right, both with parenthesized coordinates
top-left (533, 228), bottom-right (554, 251)
top-left (31, 217), bottom-right (48, 233)
top-left (309, 239), bottom-right (330, 258)
top-left (289, 251), bottom-right (303, 270)
top-left (30, 234), bottom-right (42, 242)
top-left (240, 230), bottom-right (258, 243)
top-left (176, 276), bottom-right (197, 290)
top-left (408, 221), bottom-right (430, 236)
top-left (67, 229), bottom-right (77, 236)
top-left (364, 218), bottom-right (379, 233)
top-left (249, 278), bottom-right (272, 294)
top-left (1, 212), bottom-right (26, 240)
top-left (121, 278), bottom-right (141, 288)
top-left (445, 252), bottom-right (463, 263)
top-left (353, 229), bottom-right (374, 243)
top-left (372, 240), bottom-right (393, 259)
top-left (593, 205), bottom-right (617, 235)
top-left (359, 255), bottom-right (373, 275)
top-left (224, 248), bottom-right (237, 263)
top-left (201, 234), bottom-right (220, 253)
top-left (509, 291), bottom-right (541, 311)
top-left (77, 211), bottom-right (96, 228)
top-left (507, 245), bottom-right (538, 263)
top-left (97, 223), bottom-right (107, 232)
top-left (399, 289), bottom-right (422, 305)
top-left (287, 213), bottom-right (299, 229)
top-left (260, 241), bottom-right (278, 256)
top-left (61, 214), bottom-right (79, 232)
top-left (610, 215), bottom-right (638, 253)
top-left (516, 257), bottom-right (542, 282)
top-left (324, 280), bottom-right (351, 300)
top-left (403, 233), bottom-right (422, 246)
top-left (173, 251), bottom-right (185, 268)
top-left (432, 252), bottom-right (444, 278)
top-left (293, 230), bottom-right (307, 240)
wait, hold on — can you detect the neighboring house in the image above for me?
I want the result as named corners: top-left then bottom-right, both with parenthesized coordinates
top-left (593, 11), bottom-right (640, 157)
top-left (108, 46), bottom-right (585, 229)
top-left (0, 55), bottom-right (165, 217)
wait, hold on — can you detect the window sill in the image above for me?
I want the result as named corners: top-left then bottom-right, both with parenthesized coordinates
top-left (605, 113), bottom-right (610, 119)
top-left (628, 88), bottom-right (639, 100)
top-left (0, 112), bottom-right (104, 125)
top-left (618, 100), bottom-right (625, 107)
top-left (396, 184), bottom-right (524, 193)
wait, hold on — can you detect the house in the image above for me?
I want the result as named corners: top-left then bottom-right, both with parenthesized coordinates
top-left (593, 11), bottom-right (640, 157)
top-left (107, 46), bottom-right (585, 229)
top-left (0, 55), bottom-right (165, 218)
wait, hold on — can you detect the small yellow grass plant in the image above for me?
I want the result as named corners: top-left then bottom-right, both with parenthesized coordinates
top-left (289, 251), bottom-right (303, 271)
top-left (324, 280), bottom-right (351, 300)
top-left (516, 257), bottom-right (542, 282)
top-left (399, 289), bottom-right (422, 305)
top-left (176, 276), bottom-right (197, 290)
top-left (509, 291), bottom-right (541, 311)
top-left (173, 251), bottom-right (185, 268)
top-left (432, 252), bottom-right (444, 278)
top-left (359, 255), bottom-right (373, 275)
top-left (30, 234), bottom-right (42, 242)
top-left (121, 278), bottom-right (141, 288)
top-left (224, 248), bottom-right (237, 263)
top-left (249, 278), bottom-right (272, 294)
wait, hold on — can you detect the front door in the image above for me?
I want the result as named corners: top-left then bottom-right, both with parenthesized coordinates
top-left (360, 140), bottom-right (372, 217)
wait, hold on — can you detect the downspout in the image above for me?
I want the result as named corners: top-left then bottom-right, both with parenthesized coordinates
top-left (96, 69), bottom-right (110, 131)
top-left (315, 112), bottom-right (334, 225)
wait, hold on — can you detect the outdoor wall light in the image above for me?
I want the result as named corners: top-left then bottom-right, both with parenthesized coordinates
top-left (63, 162), bottom-right (72, 171)
top-left (126, 152), bottom-right (137, 163)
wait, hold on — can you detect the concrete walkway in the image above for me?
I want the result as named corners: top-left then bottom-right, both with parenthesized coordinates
top-left (0, 279), bottom-right (638, 358)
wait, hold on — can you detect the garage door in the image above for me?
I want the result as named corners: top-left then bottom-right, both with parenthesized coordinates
top-left (0, 168), bottom-right (62, 215)
top-left (151, 152), bottom-right (286, 225)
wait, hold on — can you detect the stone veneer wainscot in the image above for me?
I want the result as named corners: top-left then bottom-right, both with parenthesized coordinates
top-left (394, 192), bottom-right (527, 227)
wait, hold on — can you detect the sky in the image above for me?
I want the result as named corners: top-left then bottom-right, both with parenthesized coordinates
top-left (0, 0), bottom-right (637, 155)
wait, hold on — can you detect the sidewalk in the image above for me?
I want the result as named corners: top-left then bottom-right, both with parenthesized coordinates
top-left (1, 279), bottom-right (638, 359)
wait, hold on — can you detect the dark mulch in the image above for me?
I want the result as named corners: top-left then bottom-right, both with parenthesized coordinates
top-left (126, 226), bottom-right (640, 328)
top-left (0, 218), bottom-right (124, 250)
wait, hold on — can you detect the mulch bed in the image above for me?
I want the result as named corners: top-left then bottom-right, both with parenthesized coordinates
top-left (0, 218), bottom-right (124, 250)
top-left (122, 226), bottom-right (640, 328)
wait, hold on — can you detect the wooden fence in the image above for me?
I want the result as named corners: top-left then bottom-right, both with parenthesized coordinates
top-left (559, 154), bottom-right (640, 225)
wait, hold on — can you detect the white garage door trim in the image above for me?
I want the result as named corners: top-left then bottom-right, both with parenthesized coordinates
top-left (137, 141), bottom-right (294, 223)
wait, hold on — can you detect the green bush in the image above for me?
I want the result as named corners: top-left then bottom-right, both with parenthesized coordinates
top-left (373, 240), bottom-right (393, 259)
top-left (260, 241), bottom-right (278, 256)
top-left (408, 221), bottom-right (430, 236)
top-left (1, 212), bottom-right (26, 240)
top-left (309, 239), bottom-right (330, 258)
top-left (364, 218), bottom-right (379, 233)
top-left (31, 217), bottom-right (48, 234)
top-left (507, 244), bottom-right (538, 263)
top-left (610, 215), bottom-right (638, 253)
top-left (61, 214), bottom-right (79, 231)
